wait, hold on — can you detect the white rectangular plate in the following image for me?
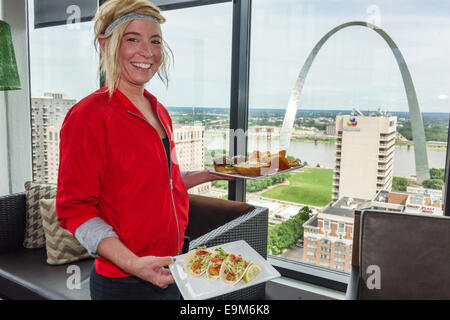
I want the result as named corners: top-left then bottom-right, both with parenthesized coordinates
top-left (210, 164), bottom-right (305, 180)
top-left (169, 240), bottom-right (281, 300)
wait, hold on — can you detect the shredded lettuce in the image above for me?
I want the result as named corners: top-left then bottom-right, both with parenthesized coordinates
top-left (223, 255), bottom-right (248, 281)
top-left (214, 247), bottom-right (229, 259)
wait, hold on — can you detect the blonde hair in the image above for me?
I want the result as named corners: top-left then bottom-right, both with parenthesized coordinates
top-left (93, 0), bottom-right (173, 97)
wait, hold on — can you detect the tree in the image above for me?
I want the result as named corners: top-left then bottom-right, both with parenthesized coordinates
top-left (212, 173), bottom-right (290, 193)
top-left (429, 168), bottom-right (445, 181)
top-left (298, 206), bottom-right (313, 221)
top-left (286, 155), bottom-right (301, 162)
top-left (397, 122), bottom-right (413, 141)
top-left (392, 176), bottom-right (409, 191)
top-left (423, 179), bottom-right (444, 190)
top-left (267, 206), bottom-right (313, 255)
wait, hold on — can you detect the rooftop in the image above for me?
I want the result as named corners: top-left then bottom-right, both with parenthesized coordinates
top-left (322, 196), bottom-right (370, 218)
top-left (374, 190), bottom-right (408, 205)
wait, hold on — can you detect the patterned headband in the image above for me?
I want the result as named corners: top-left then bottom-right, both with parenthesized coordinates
top-left (104, 13), bottom-right (160, 36)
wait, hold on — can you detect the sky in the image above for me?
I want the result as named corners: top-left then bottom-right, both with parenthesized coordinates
top-left (28, 0), bottom-right (450, 113)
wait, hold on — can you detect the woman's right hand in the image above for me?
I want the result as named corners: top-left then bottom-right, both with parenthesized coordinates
top-left (132, 255), bottom-right (175, 289)
top-left (96, 237), bottom-right (175, 289)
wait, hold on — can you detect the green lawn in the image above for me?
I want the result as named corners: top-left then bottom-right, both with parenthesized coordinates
top-left (261, 167), bottom-right (333, 207)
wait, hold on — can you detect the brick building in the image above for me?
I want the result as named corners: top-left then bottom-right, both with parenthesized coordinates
top-left (302, 197), bottom-right (369, 273)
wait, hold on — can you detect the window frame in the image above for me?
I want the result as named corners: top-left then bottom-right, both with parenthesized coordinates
top-left (445, 116), bottom-right (450, 216)
top-left (22, 0), bottom-right (450, 294)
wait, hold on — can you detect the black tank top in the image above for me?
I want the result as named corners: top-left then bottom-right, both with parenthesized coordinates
top-left (162, 137), bottom-right (171, 174)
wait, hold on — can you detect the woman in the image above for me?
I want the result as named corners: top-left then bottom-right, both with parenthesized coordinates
top-left (56, 0), bottom-right (231, 300)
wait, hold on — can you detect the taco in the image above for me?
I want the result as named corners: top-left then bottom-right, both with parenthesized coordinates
top-left (219, 253), bottom-right (251, 285)
top-left (206, 247), bottom-right (229, 279)
top-left (183, 247), bottom-right (213, 277)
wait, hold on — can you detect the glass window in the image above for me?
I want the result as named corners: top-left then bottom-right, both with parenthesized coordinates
top-left (249, 0), bottom-right (449, 275)
top-left (150, 3), bottom-right (232, 199)
top-left (27, 1), bottom-right (232, 200)
top-left (24, 0), bottom-right (449, 283)
top-left (28, 0), bottom-right (99, 184)
top-left (335, 241), bottom-right (346, 248)
top-left (335, 265), bottom-right (345, 271)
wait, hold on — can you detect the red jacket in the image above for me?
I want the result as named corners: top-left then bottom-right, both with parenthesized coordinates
top-left (56, 87), bottom-right (189, 278)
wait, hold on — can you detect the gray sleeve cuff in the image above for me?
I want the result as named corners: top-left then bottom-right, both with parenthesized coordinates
top-left (74, 217), bottom-right (118, 258)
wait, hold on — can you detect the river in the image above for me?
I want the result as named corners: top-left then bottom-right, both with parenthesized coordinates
top-left (205, 134), bottom-right (447, 178)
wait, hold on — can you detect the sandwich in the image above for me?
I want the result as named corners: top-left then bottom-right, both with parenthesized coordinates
top-left (213, 156), bottom-right (236, 174)
top-left (213, 155), bottom-right (247, 174)
top-left (233, 161), bottom-right (271, 177)
top-left (231, 155), bottom-right (246, 165)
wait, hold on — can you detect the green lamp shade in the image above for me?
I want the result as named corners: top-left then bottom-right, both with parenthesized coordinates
top-left (0, 20), bottom-right (21, 91)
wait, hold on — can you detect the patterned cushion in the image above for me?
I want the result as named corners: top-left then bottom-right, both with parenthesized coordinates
top-left (39, 198), bottom-right (91, 265)
top-left (23, 181), bottom-right (57, 248)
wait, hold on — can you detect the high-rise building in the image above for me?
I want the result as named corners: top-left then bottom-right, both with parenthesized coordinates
top-left (333, 114), bottom-right (397, 201)
top-left (173, 125), bottom-right (209, 195)
top-left (46, 126), bottom-right (60, 184)
top-left (326, 123), bottom-right (336, 136)
top-left (31, 93), bottom-right (75, 183)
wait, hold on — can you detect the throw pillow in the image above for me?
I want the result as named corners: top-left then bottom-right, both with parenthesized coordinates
top-left (23, 181), bottom-right (58, 248)
top-left (39, 198), bottom-right (91, 265)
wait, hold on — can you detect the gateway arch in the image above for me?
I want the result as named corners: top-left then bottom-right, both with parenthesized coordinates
top-left (279, 21), bottom-right (430, 183)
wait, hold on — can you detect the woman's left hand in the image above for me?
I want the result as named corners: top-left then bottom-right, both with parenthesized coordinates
top-left (204, 169), bottom-right (235, 182)
top-left (182, 169), bottom-right (235, 190)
